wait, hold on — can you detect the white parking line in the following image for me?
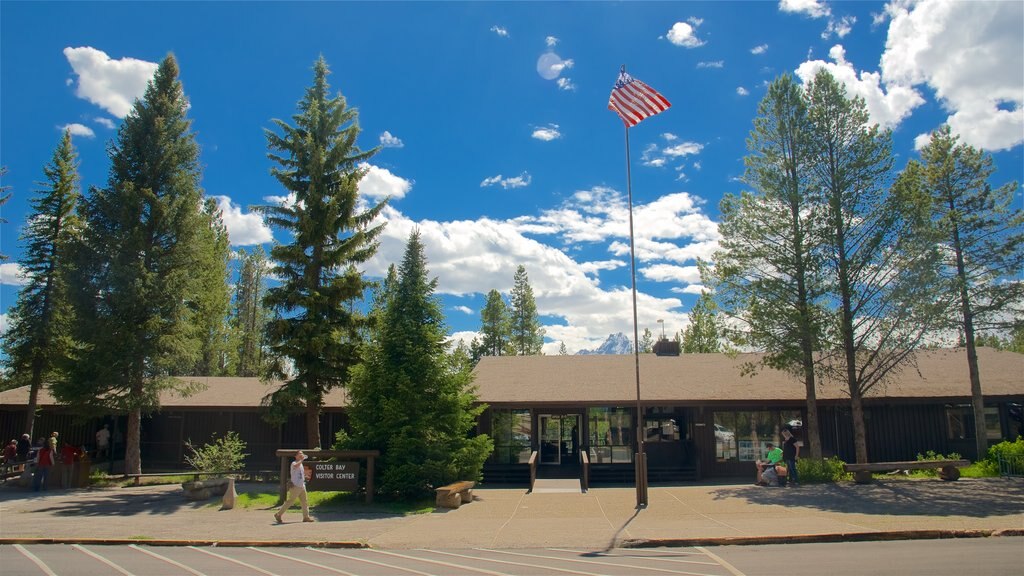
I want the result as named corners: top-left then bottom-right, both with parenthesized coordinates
top-left (73, 544), bottom-right (136, 576)
top-left (423, 548), bottom-right (607, 576)
top-left (367, 548), bottom-right (511, 576)
top-left (547, 548), bottom-right (722, 567)
top-left (189, 546), bottom-right (278, 576)
top-left (307, 548), bottom-right (439, 576)
top-left (246, 547), bottom-right (358, 576)
top-left (695, 547), bottom-right (745, 576)
top-left (129, 544), bottom-right (207, 576)
top-left (479, 548), bottom-right (722, 576)
top-left (12, 544), bottom-right (58, 576)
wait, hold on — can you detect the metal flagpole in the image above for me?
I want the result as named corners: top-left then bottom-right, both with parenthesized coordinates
top-left (621, 79), bottom-right (648, 508)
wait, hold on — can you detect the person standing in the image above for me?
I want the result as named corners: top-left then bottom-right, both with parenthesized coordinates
top-left (2, 440), bottom-right (17, 479)
top-left (48, 432), bottom-right (59, 452)
top-left (275, 451), bottom-right (314, 523)
top-left (782, 428), bottom-right (800, 487)
top-left (16, 434), bottom-right (31, 462)
top-left (33, 441), bottom-right (54, 491)
top-left (95, 424), bottom-right (110, 461)
top-left (60, 441), bottom-right (78, 488)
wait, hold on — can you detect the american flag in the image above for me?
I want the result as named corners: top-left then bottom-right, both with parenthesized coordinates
top-left (607, 68), bottom-right (671, 127)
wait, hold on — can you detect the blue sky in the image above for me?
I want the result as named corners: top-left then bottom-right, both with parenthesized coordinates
top-left (1, 1), bottom-right (1022, 354)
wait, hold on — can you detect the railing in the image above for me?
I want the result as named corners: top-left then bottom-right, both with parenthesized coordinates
top-left (580, 450), bottom-right (589, 493)
top-left (998, 455), bottom-right (1024, 477)
top-left (528, 451), bottom-right (538, 492)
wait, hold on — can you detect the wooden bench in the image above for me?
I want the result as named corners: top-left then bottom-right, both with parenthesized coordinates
top-left (844, 460), bottom-right (970, 484)
top-left (435, 480), bottom-right (475, 509)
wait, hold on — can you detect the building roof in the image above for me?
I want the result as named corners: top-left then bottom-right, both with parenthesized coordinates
top-left (0, 377), bottom-right (350, 410)
top-left (471, 347), bottom-right (1024, 405)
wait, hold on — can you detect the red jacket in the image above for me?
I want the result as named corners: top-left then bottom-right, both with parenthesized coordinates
top-left (36, 447), bottom-right (54, 468)
top-left (61, 445), bottom-right (78, 465)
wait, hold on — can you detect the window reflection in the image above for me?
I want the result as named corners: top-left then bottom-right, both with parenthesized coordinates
top-left (490, 409), bottom-right (532, 464)
top-left (588, 407), bottom-right (633, 463)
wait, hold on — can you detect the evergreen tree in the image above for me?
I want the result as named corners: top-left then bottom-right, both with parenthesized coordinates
top-left (903, 125), bottom-right (1023, 458)
top-left (0, 166), bottom-right (10, 261)
top-left (177, 198), bottom-right (232, 376)
top-left (478, 289), bottom-right (511, 356)
top-left (681, 292), bottom-right (723, 354)
top-left (255, 57), bottom-right (387, 449)
top-left (56, 55), bottom-right (210, 475)
top-left (558, 341), bottom-right (568, 355)
top-left (509, 265), bottom-right (544, 355)
top-left (709, 74), bottom-right (829, 458)
top-left (231, 246), bottom-right (270, 377)
top-left (1, 130), bottom-right (82, 437)
top-left (639, 328), bottom-right (654, 353)
top-left (340, 230), bottom-right (492, 498)
top-left (806, 70), bottom-right (942, 464)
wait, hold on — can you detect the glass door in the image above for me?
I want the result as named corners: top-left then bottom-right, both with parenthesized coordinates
top-left (539, 415), bottom-right (561, 464)
top-left (560, 414), bottom-right (580, 466)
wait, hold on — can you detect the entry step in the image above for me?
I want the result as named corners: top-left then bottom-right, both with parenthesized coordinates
top-left (530, 478), bottom-right (583, 493)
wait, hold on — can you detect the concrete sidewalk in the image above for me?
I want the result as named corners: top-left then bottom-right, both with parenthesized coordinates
top-left (0, 478), bottom-right (1021, 549)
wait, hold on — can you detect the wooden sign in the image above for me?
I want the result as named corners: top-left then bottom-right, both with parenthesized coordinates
top-left (304, 461), bottom-right (360, 491)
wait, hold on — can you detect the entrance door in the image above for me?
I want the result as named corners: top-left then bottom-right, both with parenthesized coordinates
top-left (539, 414), bottom-right (580, 466)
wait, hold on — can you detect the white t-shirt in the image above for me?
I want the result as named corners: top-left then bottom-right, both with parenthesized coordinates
top-left (290, 461), bottom-right (306, 488)
top-left (96, 428), bottom-right (110, 447)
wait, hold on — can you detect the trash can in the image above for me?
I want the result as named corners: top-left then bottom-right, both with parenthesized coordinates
top-left (76, 453), bottom-right (91, 488)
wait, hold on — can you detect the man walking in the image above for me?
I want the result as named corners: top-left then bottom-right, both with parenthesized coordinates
top-left (275, 450), bottom-right (314, 523)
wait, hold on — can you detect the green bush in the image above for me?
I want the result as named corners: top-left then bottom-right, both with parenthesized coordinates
top-left (184, 431), bottom-right (248, 473)
top-left (986, 436), bottom-right (1024, 475)
top-left (796, 456), bottom-right (848, 483)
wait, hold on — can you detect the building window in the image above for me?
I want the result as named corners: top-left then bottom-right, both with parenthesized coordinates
top-left (946, 405), bottom-right (1002, 441)
top-left (714, 410), bottom-right (800, 462)
top-left (490, 409), bottom-right (532, 464)
top-left (643, 407), bottom-right (680, 443)
top-left (588, 407), bottom-right (633, 464)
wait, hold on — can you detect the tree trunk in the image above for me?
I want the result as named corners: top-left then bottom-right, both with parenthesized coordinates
top-left (126, 407), bottom-right (141, 476)
top-left (967, 341), bottom-right (988, 461)
top-left (850, 391), bottom-right (868, 464)
top-left (306, 403), bottom-right (321, 449)
top-left (25, 360), bottom-right (43, 440)
top-left (802, 362), bottom-right (823, 459)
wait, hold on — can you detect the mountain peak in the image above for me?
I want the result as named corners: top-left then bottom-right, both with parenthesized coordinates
top-left (576, 332), bottom-right (633, 355)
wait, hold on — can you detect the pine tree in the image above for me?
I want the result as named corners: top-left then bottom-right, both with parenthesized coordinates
top-left (0, 166), bottom-right (10, 261)
top-left (509, 265), bottom-right (544, 355)
top-left (904, 125), bottom-right (1023, 459)
top-left (478, 289), bottom-right (511, 356)
top-left (255, 57), bottom-right (387, 449)
top-left (56, 55), bottom-right (210, 476)
top-left (231, 246), bottom-right (270, 377)
top-left (177, 198), bottom-right (231, 376)
top-left (1, 130), bottom-right (82, 437)
top-left (681, 292), bottom-right (722, 354)
top-left (639, 328), bottom-right (654, 353)
top-left (806, 69), bottom-right (942, 464)
top-left (709, 74), bottom-right (829, 458)
top-left (558, 341), bottom-right (568, 355)
top-left (340, 230), bottom-right (492, 498)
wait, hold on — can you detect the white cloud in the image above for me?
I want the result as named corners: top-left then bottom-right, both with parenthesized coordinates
top-left (880, 0), bottom-right (1023, 151)
top-left (643, 157), bottom-right (667, 168)
top-left (665, 21), bottom-right (705, 48)
top-left (0, 263), bottom-right (28, 286)
top-left (579, 260), bottom-right (627, 275)
top-left (779, 0), bottom-right (830, 19)
top-left (537, 52), bottom-right (573, 81)
top-left (750, 44), bottom-right (769, 55)
top-left (697, 61), bottom-right (724, 69)
top-left (556, 77), bottom-right (576, 92)
top-left (0, 313), bottom-right (9, 334)
top-left (453, 305), bottom-right (474, 315)
top-left (641, 263), bottom-right (702, 284)
top-left (379, 131), bottom-right (404, 148)
top-left (671, 284), bottom-right (708, 295)
top-left (490, 25), bottom-right (509, 37)
top-left (796, 44), bottom-right (925, 129)
top-left (532, 124), bottom-right (562, 141)
top-left (60, 123), bottom-right (95, 138)
top-left (359, 163), bottom-right (412, 200)
top-left (823, 15), bottom-right (856, 38)
top-left (93, 117), bottom-right (115, 129)
top-left (913, 132), bottom-right (933, 151)
top-left (663, 142), bottom-right (704, 156)
top-left (688, 17), bottom-right (704, 27)
top-left (693, 161), bottom-right (702, 171)
top-left (662, 133), bottom-right (678, 141)
top-left (480, 172), bottom-right (532, 189)
top-left (736, 87), bottom-right (750, 96)
top-left (63, 46), bottom-right (158, 118)
top-left (546, 36), bottom-right (558, 47)
top-left (212, 196), bottom-right (273, 246)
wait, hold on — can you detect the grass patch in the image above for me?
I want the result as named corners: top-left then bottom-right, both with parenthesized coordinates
top-left (226, 489), bottom-right (433, 515)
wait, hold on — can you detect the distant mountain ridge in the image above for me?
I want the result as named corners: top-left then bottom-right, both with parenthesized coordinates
top-left (576, 332), bottom-right (633, 355)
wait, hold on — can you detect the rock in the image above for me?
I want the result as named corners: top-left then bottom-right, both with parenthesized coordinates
top-left (221, 477), bottom-right (237, 509)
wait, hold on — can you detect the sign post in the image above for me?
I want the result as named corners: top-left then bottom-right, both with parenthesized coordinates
top-left (276, 449), bottom-right (379, 504)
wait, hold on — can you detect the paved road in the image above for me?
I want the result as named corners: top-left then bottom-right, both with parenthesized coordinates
top-left (3, 538), bottom-right (1022, 576)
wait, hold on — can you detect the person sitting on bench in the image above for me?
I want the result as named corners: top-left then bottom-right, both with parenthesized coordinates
top-left (756, 443), bottom-right (783, 486)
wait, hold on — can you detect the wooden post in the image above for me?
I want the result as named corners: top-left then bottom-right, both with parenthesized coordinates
top-left (278, 455), bottom-right (288, 504)
top-left (366, 455), bottom-right (374, 504)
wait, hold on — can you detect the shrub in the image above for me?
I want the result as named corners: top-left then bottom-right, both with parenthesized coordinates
top-left (184, 431), bottom-right (248, 473)
top-left (986, 436), bottom-right (1024, 475)
top-left (796, 456), bottom-right (848, 483)
top-left (909, 450), bottom-right (962, 477)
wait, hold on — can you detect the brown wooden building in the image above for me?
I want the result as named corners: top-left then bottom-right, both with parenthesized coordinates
top-left (1, 348), bottom-right (1021, 483)
top-left (472, 348), bottom-right (1024, 484)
